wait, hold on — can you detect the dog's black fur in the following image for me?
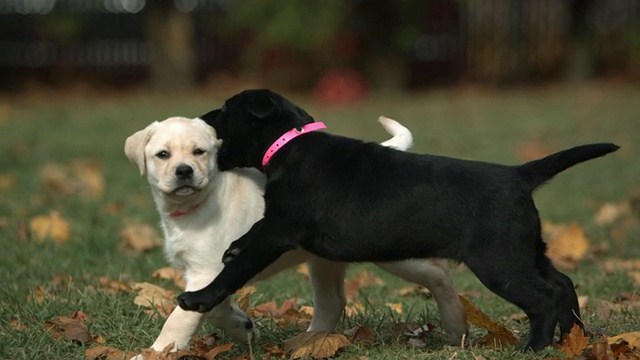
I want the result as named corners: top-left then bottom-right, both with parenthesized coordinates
top-left (179, 89), bottom-right (619, 351)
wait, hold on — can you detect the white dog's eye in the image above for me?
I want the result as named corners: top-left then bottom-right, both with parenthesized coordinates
top-left (193, 148), bottom-right (206, 156)
top-left (156, 150), bottom-right (170, 159)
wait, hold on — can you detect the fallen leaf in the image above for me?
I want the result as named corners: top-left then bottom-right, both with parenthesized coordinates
top-left (86, 346), bottom-right (136, 360)
top-left (279, 306), bottom-right (312, 329)
top-left (29, 212), bottom-right (71, 244)
top-left (602, 259), bottom-right (640, 273)
top-left (594, 202), bottom-right (630, 226)
top-left (344, 301), bottom-right (365, 317)
top-left (283, 332), bottom-right (350, 359)
top-left (39, 160), bottom-right (104, 198)
top-left (131, 282), bottom-right (176, 318)
top-left (385, 302), bottom-right (403, 314)
top-left (46, 314), bottom-right (92, 345)
top-left (628, 272), bottom-right (640, 286)
top-left (97, 276), bottom-right (132, 293)
top-left (28, 285), bottom-right (52, 303)
top-left (153, 267), bottom-right (186, 290)
top-left (403, 323), bottom-right (434, 337)
top-left (344, 271), bottom-right (385, 302)
top-left (609, 332), bottom-right (640, 350)
top-left (119, 223), bottom-right (163, 253)
top-left (591, 335), bottom-right (615, 359)
top-left (344, 326), bottom-right (377, 346)
top-left (205, 342), bottom-right (234, 359)
top-left (544, 222), bottom-right (590, 269)
top-left (0, 173), bottom-right (15, 189)
top-left (515, 141), bottom-right (555, 162)
top-left (297, 264), bottom-right (309, 280)
top-left (10, 319), bottom-right (28, 331)
top-left (555, 323), bottom-right (589, 357)
top-left (395, 285), bottom-right (432, 298)
top-left (458, 294), bottom-right (518, 348)
top-left (235, 286), bottom-right (256, 312)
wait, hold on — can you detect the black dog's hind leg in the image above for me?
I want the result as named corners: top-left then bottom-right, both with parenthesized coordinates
top-left (178, 218), bottom-right (305, 313)
top-left (538, 254), bottom-right (582, 335)
top-left (464, 237), bottom-right (558, 351)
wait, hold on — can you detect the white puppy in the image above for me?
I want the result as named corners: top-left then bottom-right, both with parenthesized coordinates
top-left (124, 116), bottom-right (466, 354)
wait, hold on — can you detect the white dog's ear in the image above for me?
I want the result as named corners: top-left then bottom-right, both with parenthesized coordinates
top-left (124, 122), bottom-right (157, 176)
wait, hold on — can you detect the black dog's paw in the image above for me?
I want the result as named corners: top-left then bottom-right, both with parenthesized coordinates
top-left (222, 247), bottom-right (241, 265)
top-left (177, 291), bottom-right (215, 313)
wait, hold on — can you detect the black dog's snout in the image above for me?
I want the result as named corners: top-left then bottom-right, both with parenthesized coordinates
top-left (175, 165), bottom-right (194, 179)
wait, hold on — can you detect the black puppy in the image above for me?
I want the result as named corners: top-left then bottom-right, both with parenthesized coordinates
top-left (179, 89), bottom-right (618, 351)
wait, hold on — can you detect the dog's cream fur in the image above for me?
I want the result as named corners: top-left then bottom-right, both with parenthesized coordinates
top-left (124, 116), bottom-right (466, 354)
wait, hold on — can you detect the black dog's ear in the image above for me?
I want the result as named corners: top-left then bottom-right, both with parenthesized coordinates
top-left (245, 93), bottom-right (280, 120)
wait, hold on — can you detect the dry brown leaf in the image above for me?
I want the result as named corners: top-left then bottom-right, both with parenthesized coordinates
top-left (153, 267), bottom-right (186, 290)
top-left (10, 319), bottom-right (28, 331)
top-left (28, 285), bottom-right (52, 303)
top-left (594, 202), bottom-right (630, 226)
top-left (395, 285), bottom-right (432, 298)
top-left (119, 223), bottom-right (163, 253)
top-left (609, 332), bottom-right (640, 350)
top-left (97, 276), bottom-right (132, 293)
top-left (601, 259), bottom-right (640, 273)
top-left (86, 346), bottom-right (137, 360)
top-left (628, 272), bottom-right (640, 286)
top-left (29, 212), bottom-right (71, 244)
top-left (590, 335), bottom-right (615, 359)
top-left (344, 271), bottom-right (385, 302)
top-left (344, 326), bottom-right (377, 346)
top-left (344, 301), bottom-right (365, 317)
top-left (235, 286), bottom-right (256, 312)
top-left (297, 263), bottom-right (309, 280)
top-left (131, 282), bottom-right (176, 318)
top-left (205, 342), bottom-right (234, 359)
top-left (544, 222), bottom-right (590, 269)
top-left (70, 160), bottom-right (105, 198)
top-left (555, 323), bottom-right (589, 357)
top-left (515, 141), bottom-right (555, 162)
top-left (0, 173), bottom-right (15, 189)
top-left (46, 313), bottom-right (92, 345)
top-left (458, 294), bottom-right (518, 348)
top-left (254, 298), bottom-right (299, 318)
top-left (39, 160), bottom-right (104, 198)
top-left (283, 331), bottom-right (350, 359)
top-left (279, 307), bottom-right (312, 329)
top-left (385, 302), bottom-right (403, 314)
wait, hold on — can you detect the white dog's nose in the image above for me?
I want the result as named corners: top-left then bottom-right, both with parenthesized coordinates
top-left (175, 165), bottom-right (194, 179)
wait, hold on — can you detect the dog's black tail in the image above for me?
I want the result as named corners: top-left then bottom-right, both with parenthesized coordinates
top-left (518, 143), bottom-right (619, 190)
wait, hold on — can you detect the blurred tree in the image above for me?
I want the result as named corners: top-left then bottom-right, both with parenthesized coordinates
top-left (566, 0), bottom-right (595, 83)
top-left (220, 0), bottom-right (425, 91)
top-left (145, 0), bottom-right (196, 92)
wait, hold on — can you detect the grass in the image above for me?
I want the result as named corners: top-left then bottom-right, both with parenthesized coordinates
top-left (0, 83), bottom-right (639, 359)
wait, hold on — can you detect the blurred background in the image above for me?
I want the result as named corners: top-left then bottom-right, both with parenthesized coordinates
top-left (1, 0), bottom-right (639, 101)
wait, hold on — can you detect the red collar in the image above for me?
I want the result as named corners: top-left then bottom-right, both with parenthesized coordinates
top-left (262, 122), bottom-right (327, 168)
top-left (169, 202), bottom-right (203, 217)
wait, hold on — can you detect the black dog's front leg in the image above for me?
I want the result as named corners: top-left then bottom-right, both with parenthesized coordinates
top-left (178, 219), bottom-right (299, 313)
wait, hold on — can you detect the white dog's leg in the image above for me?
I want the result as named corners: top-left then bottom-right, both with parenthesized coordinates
top-left (148, 306), bottom-right (204, 352)
top-left (306, 258), bottom-right (348, 331)
top-left (183, 272), bottom-right (256, 342)
top-left (375, 260), bottom-right (467, 345)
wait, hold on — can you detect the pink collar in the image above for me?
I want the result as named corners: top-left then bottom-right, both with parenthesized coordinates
top-left (262, 122), bottom-right (327, 168)
top-left (169, 202), bottom-right (202, 217)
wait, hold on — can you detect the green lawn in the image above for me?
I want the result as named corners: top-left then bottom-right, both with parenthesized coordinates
top-left (1, 84), bottom-right (638, 359)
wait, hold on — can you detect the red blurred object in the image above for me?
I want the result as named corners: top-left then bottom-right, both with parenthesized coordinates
top-left (314, 69), bottom-right (366, 106)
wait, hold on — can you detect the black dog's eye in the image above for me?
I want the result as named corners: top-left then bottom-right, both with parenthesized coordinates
top-left (156, 150), bottom-right (170, 159)
top-left (193, 148), bottom-right (206, 156)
